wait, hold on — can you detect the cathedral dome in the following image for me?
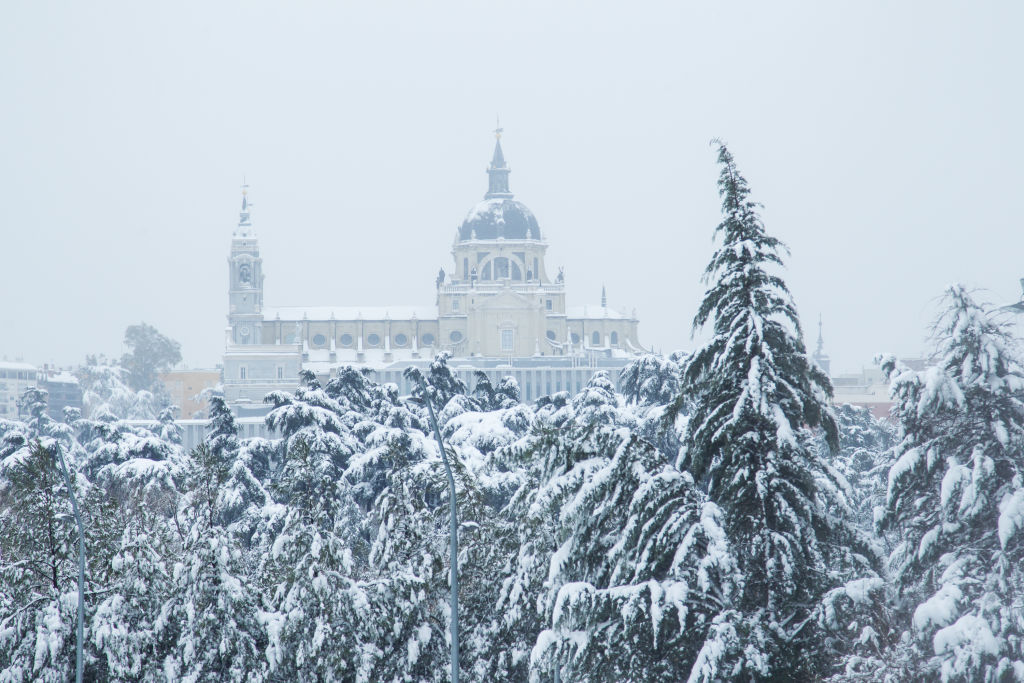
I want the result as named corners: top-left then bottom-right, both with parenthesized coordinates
top-left (458, 198), bottom-right (540, 241)
top-left (457, 130), bottom-right (541, 242)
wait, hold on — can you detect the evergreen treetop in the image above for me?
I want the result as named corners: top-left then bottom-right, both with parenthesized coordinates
top-left (678, 142), bottom-right (863, 679)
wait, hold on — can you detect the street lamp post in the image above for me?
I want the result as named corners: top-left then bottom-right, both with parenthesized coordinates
top-left (417, 378), bottom-right (460, 683)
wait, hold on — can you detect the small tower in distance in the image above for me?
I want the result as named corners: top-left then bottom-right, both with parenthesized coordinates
top-left (813, 314), bottom-right (831, 376)
top-left (227, 183), bottom-right (264, 345)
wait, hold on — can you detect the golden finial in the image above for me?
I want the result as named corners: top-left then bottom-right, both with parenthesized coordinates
top-left (494, 115), bottom-right (503, 140)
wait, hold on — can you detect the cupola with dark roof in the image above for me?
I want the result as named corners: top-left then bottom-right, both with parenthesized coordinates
top-left (457, 128), bottom-right (541, 242)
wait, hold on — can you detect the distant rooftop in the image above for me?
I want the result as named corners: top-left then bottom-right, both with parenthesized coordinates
top-left (0, 361), bottom-right (36, 371)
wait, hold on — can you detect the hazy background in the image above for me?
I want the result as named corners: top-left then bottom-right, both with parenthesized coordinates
top-left (2, 1), bottom-right (1022, 375)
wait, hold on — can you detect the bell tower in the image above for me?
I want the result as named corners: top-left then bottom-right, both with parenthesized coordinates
top-left (227, 184), bottom-right (264, 344)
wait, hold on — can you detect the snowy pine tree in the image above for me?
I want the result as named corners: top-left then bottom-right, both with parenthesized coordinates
top-left (679, 143), bottom-right (874, 679)
top-left (874, 285), bottom-right (1024, 680)
top-left (157, 443), bottom-right (266, 681)
top-left (0, 440), bottom-right (86, 682)
top-left (259, 371), bottom-right (373, 680)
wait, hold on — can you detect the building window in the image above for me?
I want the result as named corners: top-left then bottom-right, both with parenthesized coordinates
top-left (546, 299), bottom-right (552, 311)
top-left (452, 298), bottom-right (460, 313)
top-left (239, 367), bottom-right (247, 380)
top-left (277, 366), bottom-right (284, 379)
top-left (501, 329), bottom-right (514, 351)
top-left (592, 331), bottom-right (601, 346)
top-left (463, 258), bottom-right (468, 278)
top-left (422, 333), bottom-right (436, 346)
top-left (339, 333), bottom-right (354, 346)
top-left (394, 333), bottom-right (409, 347)
top-left (571, 332), bottom-right (580, 344)
top-left (546, 330), bottom-right (556, 341)
top-left (312, 333), bottom-right (327, 346)
top-left (534, 257), bottom-right (539, 278)
top-left (610, 331), bottom-right (619, 346)
top-left (449, 330), bottom-right (464, 344)
top-left (367, 333), bottom-right (381, 347)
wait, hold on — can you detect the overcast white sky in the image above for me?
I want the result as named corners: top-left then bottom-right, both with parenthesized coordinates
top-left (2, 1), bottom-right (1022, 375)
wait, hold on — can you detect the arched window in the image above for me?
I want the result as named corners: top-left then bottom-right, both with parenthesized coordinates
top-left (610, 331), bottom-right (619, 346)
top-left (494, 257), bottom-right (509, 279)
top-left (482, 262), bottom-right (492, 280)
top-left (592, 331), bottom-right (601, 346)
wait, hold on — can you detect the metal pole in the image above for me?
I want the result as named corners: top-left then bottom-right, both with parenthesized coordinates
top-left (418, 378), bottom-right (459, 683)
top-left (53, 442), bottom-right (85, 683)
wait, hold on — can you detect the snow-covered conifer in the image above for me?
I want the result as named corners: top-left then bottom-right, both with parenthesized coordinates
top-left (680, 143), bottom-right (873, 678)
top-left (872, 285), bottom-right (1024, 680)
top-left (405, 353), bottom-right (469, 410)
top-left (156, 443), bottom-right (266, 681)
top-left (0, 440), bottom-right (86, 681)
top-left (620, 353), bottom-right (683, 408)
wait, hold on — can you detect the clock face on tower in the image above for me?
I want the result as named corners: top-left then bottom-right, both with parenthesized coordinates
top-left (239, 263), bottom-right (252, 287)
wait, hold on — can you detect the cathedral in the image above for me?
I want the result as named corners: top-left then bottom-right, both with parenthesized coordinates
top-left (223, 131), bottom-right (642, 414)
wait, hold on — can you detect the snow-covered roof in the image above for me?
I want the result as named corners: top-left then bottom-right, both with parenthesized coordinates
top-left (566, 305), bottom-right (631, 320)
top-left (41, 371), bottom-right (79, 385)
top-left (0, 361), bottom-right (37, 371)
top-left (458, 198), bottom-right (540, 241)
top-left (264, 305), bottom-right (439, 321)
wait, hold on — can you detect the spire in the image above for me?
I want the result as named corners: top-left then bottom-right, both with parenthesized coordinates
top-left (485, 121), bottom-right (513, 199)
top-left (601, 284), bottom-right (607, 308)
top-left (234, 180), bottom-right (255, 237)
top-left (814, 314), bottom-right (831, 375)
top-left (815, 314), bottom-right (824, 356)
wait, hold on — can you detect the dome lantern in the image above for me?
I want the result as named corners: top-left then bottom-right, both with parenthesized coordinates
top-left (485, 122), bottom-right (513, 200)
top-left (457, 128), bottom-right (541, 242)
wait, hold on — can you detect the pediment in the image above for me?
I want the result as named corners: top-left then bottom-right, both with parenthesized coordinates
top-left (474, 288), bottom-right (539, 311)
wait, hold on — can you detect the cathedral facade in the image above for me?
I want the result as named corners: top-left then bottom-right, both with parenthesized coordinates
top-left (223, 132), bottom-right (642, 413)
